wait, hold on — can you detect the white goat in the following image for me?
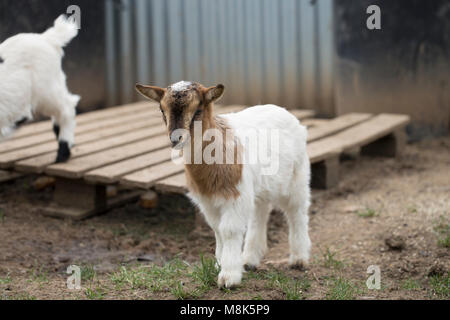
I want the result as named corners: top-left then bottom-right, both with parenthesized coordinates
top-left (0, 15), bottom-right (79, 162)
top-left (136, 81), bottom-right (311, 288)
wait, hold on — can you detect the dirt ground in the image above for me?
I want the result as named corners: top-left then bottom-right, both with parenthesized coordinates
top-left (0, 136), bottom-right (449, 300)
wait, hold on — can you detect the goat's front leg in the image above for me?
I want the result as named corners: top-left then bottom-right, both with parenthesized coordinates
top-left (214, 231), bottom-right (223, 265)
top-left (198, 208), bottom-right (223, 265)
top-left (217, 211), bottom-right (246, 289)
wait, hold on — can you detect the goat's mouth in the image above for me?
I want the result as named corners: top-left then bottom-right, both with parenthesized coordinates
top-left (170, 134), bottom-right (189, 150)
top-left (171, 139), bottom-right (185, 150)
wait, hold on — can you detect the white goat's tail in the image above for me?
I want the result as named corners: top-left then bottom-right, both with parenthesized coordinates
top-left (43, 15), bottom-right (78, 48)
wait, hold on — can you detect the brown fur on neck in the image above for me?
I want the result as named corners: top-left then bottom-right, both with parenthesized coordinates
top-left (184, 103), bottom-right (242, 199)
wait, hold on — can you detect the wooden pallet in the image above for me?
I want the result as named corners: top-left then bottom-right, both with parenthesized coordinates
top-left (0, 102), bottom-right (409, 218)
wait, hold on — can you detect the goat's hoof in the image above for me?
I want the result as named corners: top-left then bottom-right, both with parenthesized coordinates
top-left (244, 264), bottom-right (257, 272)
top-left (288, 258), bottom-right (308, 271)
top-left (218, 270), bottom-right (241, 289)
top-left (55, 141), bottom-right (71, 163)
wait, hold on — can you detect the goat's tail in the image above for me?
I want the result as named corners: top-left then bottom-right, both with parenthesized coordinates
top-left (43, 15), bottom-right (78, 48)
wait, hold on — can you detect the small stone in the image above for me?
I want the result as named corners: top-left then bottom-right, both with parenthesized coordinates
top-left (33, 176), bottom-right (56, 191)
top-left (139, 191), bottom-right (158, 209)
top-left (385, 235), bottom-right (405, 251)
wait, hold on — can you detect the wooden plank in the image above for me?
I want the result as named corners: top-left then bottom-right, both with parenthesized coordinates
top-left (84, 148), bottom-right (173, 184)
top-left (14, 125), bottom-right (167, 173)
top-left (1, 117), bottom-right (165, 169)
top-left (288, 109), bottom-right (316, 120)
top-left (0, 170), bottom-right (23, 183)
top-left (10, 101), bottom-right (157, 139)
top-left (154, 172), bottom-right (188, 194)
top-left (0, 108), bottom-right (162, 154)
top-left (307, 114), bottom-right (409, 163)
top-left (307, 113), bottom-right (373, 142)
top-left (307, 139), bottom-right (343, 164)
top-left (302, 118), bottom-right (330, 128)
top-left (121, 160), bottom-right (185, 189)
top-left (44, 135), bottom-right (170, 179)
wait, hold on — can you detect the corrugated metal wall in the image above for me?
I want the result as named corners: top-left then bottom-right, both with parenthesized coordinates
top-left (106, 0), bottom-right (335, 115)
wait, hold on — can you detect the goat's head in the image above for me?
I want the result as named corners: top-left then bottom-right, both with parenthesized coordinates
top-left (135, 81), bottom-right (224, 148)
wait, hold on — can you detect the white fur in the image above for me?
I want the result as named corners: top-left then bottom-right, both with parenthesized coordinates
top-left (170, 81), bottom-right (192, 92)
top-left (0, 15), bottom-right (79, 145)
top-left (187, 104), bottom-right (311, 288)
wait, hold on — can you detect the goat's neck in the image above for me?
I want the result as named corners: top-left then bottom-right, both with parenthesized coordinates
top-left (183, 103), bottom-right (242, 198)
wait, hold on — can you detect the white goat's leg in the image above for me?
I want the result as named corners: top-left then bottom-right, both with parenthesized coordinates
top-left (55, 106), bottom-right (76, 163)
top-left (286, 205), bottom-right (311, 268)
top-left (214, 231), bottom-right (223, 265)
top-left (51, 116), bottom-right (60, 140)
top-left (282, 157), bottom-right (312, 269)
top-left (217, 210), bottom-right (246, 288)
top-left (198, 207), bottom-right (223, 265)
top-left (242, 201), bottom-right (270, 270)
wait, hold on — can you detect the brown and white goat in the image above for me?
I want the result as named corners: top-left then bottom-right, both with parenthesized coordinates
top-left (136, 81), bottom-right (311, 288)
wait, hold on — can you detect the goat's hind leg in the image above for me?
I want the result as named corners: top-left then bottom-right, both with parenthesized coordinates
top-left (52, 116), bottom-right (60, 139)
top-left (55, 108), bottom-right (75, 163)
top-left (54, 93), bottom-right (79, 163)
top-left (242, 200), bottom-right (271, 270)
top-left (282, 177), bottom-right (311, 269)
top-left (285, 203), bottom-right (311, 269)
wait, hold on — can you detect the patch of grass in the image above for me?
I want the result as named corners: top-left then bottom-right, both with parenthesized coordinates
top-left (110, 266), bottom-right (147, 290)
top-left (81, 264), bottom-right (97, 282)
top-left (433, 217), bottom-right (450, 248)
top-left (0, 274), bottom-right (11, 284)
top-left (322, 248), bottom-right (345, 270)
top-left (85, 286), bottom-right (106, 300)
top-left (111, 258), bottom-right (189, 293)
top-left (1, 292), bottom-right (36, 300)
top-left (284, 279), bottom-right (311, 300)
top-left (356, 208), bottom-right (377, 218)
top-left (170, 281), bottom-right (198, 300)
top-left (190, 255), bottom-right (219, 291)
top-left (401, 278), bottom-right (421, 291)
top-left (28, 265), bottom-right (48, 283)
top-left (264, 270), bottom-right (310, 300)
top-left (429, 272), bottom-right (449, 299)
top-left (325, 276), bottom-right (360, 300)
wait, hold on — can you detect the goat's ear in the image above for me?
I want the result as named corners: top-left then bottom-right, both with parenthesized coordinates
top-left (204, 84), bottom-right (225, 104)
top-left (135, 84), bottom-right (166, 102)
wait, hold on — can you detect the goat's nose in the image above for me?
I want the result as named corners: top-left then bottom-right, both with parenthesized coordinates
top-left (170, 135), bottom-right (182, 148)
